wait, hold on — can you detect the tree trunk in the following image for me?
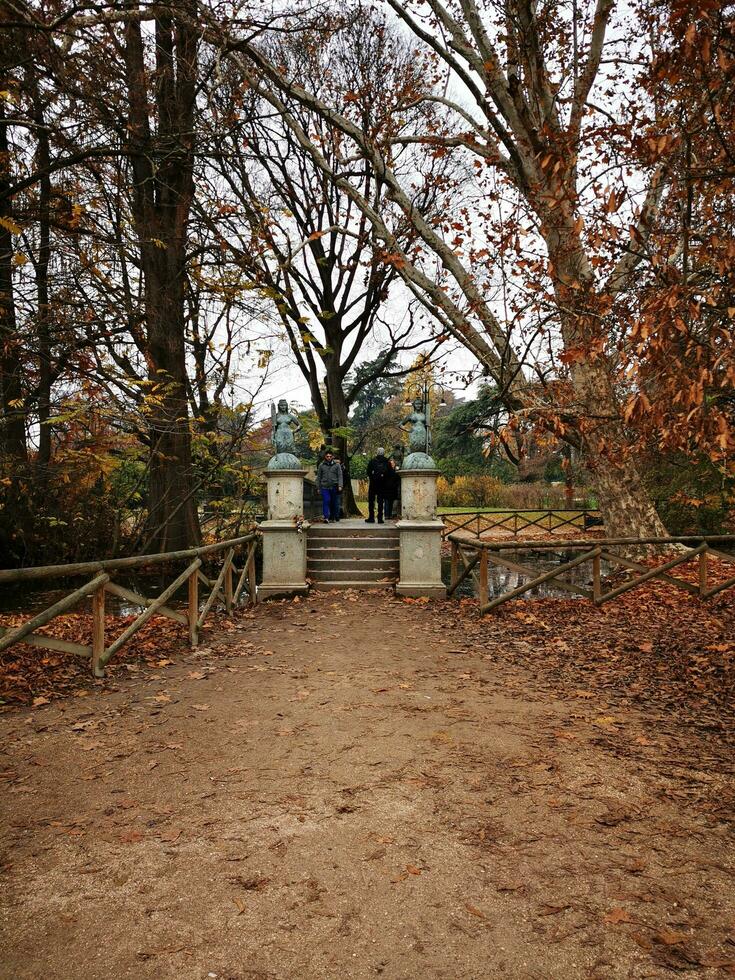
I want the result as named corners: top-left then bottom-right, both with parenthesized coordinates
top-left (547, 222), bottom-right (668, 542)
top-left (125, 6), bottom-right (201, 552)
top-left (567, 350), bottom-right (667, 542)
top-left (323, 363), bottom-right (362, 516)
top-left (142, 249), bottom-right (201, 552)
top-left (0, 107), bottom-right (27, 461)
top-left (35, 102), bottom-right (52, 471)
top-left (585, 447), bottom-right (664, 540)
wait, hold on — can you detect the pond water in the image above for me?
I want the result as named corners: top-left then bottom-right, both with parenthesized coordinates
top-left (1, 571), bottom-right (199, 618)
top-left (2, 552), bottom-right (266, 619)
top-left (441, 550), bottom-right (609, 600)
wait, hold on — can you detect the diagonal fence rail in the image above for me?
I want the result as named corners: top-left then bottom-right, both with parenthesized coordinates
top-left (0, 533), bottom-right (260, 677)
top-left (447, 534), bottom-right (735, 615)
top-left (442, 508), bottom-right (602, 539)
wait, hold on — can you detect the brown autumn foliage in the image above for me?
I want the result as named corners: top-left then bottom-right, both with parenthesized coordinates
top-left (621, 1), bottom-right (735, 464)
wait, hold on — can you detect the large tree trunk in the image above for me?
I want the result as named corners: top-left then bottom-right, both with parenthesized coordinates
top-left (323, 362), bottom-right (362, 516)
top-left (125, 5), bottom-right (201, 552)
top-left (586, 447), bottom-right (664, 540)
top-left (570, 359), bottom-right (667, 540)
top-left (547, 221), bottom-right (668, 541)
top-left (35, 101), bottom-right (52, 471)
top-left (142, 246), bottom-right (201, 552)
top-left (0, 107), bottom-right (27, 462)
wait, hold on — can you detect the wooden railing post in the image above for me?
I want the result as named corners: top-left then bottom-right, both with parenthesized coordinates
top-left (188, 567), bottom-right (199, 647)
top-left (247, 544), bottom-right (257, 605)
top-left (513, 513), bottom-right (519, 536)
top-left (478, 549), bottom-right (489, 609)
top-left (224, 549), bottom-right (234, 614)
top-left (592, 553), bottom-right (601, 604)
top-left (450, 540), bottom-right (459, 592)
top-left (699, 547), bottom-right (708, 596)
top-left (92, 584), bottom-right (106, 678)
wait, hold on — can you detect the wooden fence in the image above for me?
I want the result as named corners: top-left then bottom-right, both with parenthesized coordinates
top-left (447, 534), bottom-right (735, 614)
top-left (442, 508), bottom-right (602, 539)
top-left (0, 534), bottom-right (259, 677)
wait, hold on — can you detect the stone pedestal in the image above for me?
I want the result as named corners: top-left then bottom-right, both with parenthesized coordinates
top-left (396, 467), bottom-right (445, 598)
top-left (259, 468), bottom-right (309, 599)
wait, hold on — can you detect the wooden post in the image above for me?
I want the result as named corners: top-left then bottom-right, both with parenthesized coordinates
top-left (92, 584), bottom-right (106, 678)
top-left (247, 544), bottom-right (257, 605)
top-left (513, 513), bottom-right (519, 536)
top-left (188, 567), bottom-right (199, 647)
top-left (592, 553), bottom-right (601, 603)
top-left (224, 549), bottom-right (234, 614)
top-left (699, 547), bottom-right (708, 597)
top-left (450, 541), bottom-right (459, 591)
top-left (478, 549), bottom-right (489, 609)
top-left (0, 572), bottom-right (109, 654)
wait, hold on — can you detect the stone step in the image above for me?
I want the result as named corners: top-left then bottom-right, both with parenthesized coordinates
top-left (308, 537), bottom-right (399, 545)
top-left (309, 526), bottom-right (399, 538)
top-left (307, 557), bottom-right (399, 572)
top-left (307, 545), bottom-right (399, 557)
top-left (308, 567), bottom-right (398, 582)
top-left (310, 580), bottom-right (396, 591)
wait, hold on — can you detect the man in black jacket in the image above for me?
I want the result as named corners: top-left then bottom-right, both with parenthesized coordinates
top-left (366, 447), bottom-right (390, 524)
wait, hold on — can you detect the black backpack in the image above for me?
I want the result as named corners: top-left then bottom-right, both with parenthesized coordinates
top-left (371, 456), bottom-right (389, 480)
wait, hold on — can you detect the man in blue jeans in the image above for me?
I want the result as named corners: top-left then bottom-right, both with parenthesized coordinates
top-left (315, 450), bottom-right (343, 522)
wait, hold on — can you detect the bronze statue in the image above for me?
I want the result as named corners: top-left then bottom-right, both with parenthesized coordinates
top-left (271, 399), bottom-right (302, 455)
top-left (400, 397), bottom-right (431, 454)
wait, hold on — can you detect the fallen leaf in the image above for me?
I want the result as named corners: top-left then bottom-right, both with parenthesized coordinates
top-left (119, 830), bottom-right (145, 843)
top-left (604, 907), bottom-right (635, 925)
top-left (656, 928), bottom-right (690, 946)
top-left (593, 715), bottom-right (618, 727)
top-left (158, 829), bottom-right (181, 843)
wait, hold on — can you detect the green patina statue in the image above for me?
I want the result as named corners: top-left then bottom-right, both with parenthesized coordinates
top-left (401, 397), bottom-right (431, 454)
top-left (268, 399), bottom-right (303, 470)
top-left (271, 399), bottom-right (301, 454)
top-left (399, 397), bottom-right (437, 470)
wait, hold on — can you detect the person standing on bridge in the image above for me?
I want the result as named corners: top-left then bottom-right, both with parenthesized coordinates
top-left (366, 447), bottom-right (391, 524)
top-left (316, 450), bottom-right (343, 523)
top-left (384, 457), bottom-right (400, 520)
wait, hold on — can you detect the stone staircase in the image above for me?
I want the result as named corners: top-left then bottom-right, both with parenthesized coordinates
top-left (307, 522), bottom-right (400, 590)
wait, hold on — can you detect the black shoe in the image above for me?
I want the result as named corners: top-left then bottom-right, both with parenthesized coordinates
top-left (378, 519), bottom-right (385, 524)
top-left (365, 518), bottom-right (375, 523)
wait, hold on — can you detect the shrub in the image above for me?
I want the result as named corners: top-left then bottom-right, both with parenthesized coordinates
top-left (437, 475), bottom-right (506, 508)
top-left (436, 477), bottom-right (596, 510)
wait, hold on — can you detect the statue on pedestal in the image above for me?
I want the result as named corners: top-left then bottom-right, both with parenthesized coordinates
top-left (400, 397), bottom-right (436, 469)
top-left (401, 397), bottom-right (430, 453)
top-left (268, 399), bottom-right (302, 469)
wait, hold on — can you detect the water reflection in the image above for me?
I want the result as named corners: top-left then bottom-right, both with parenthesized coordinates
top-left (442, 549), bottom-right (610, 600)
top-left (0, 572), bottom-right (191, 618)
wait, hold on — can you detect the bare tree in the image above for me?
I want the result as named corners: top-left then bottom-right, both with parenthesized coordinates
top-left (201, 13), bottom-right (446, 511)
top-left (220, 0), bottom-right (677, 537)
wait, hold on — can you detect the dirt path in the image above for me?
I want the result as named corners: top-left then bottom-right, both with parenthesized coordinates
top-left (1, 592), bottom-right (733, 979)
